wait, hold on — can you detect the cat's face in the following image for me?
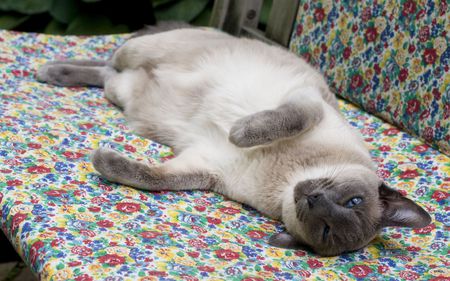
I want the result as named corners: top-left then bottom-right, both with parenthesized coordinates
top-left (271, 167), bottom-right (431, 256)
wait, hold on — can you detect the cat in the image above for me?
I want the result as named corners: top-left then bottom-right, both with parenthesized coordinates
top-left (37, 28), bottom-right (431, 256)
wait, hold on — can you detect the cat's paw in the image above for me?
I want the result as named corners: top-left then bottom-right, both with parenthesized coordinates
top-left (91, 148), bottom-right (130, 183)
top-left (36, 63), bottom-right (72, 86)
top-left (229, 114), bottom-right (273, 148)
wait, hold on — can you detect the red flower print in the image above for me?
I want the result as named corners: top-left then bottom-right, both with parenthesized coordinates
top-left (247, 230), bottom-right (267, 239)
top-left (379, 145), bottom-right (391, 152)
top-left (299, 270), bottom-right (311, 277)
top-left (187, 251), bottom-right (200, 258)
top-left (79, 123), bottom-right (94, 130)
top-left (378, 265), bottom-right (389, 274)
top-left (27, 165), bottom-right (51, 174)
top-left (361, 7), bottom-right (372, 21)
top-left (188, 239), bottom-right (208, 249)
top-left (140, 231), bottom-right (161, 239)
top-left (314, 7), bottom-right (325, 21)
top-left (68, 261), bottom-right (82, 267)
top-left (215, 249), bottom-right (240, 260)
top-left (423, 127), bottom-right (434, 142)
top-left (307, 259), bottom-right (323, 268)
top-left (400, 270), bottom-right (420, 280)
top-left (296, 24), bottom-right (303, 36)
top-left (12, 213), bottom-right (27, 233)
top-left (51, 238), bottom-right (64, 247)
top-left (349, 265), bottom-right (372, 278)
top-left (377, 169), bottom-right (391, 178)
top-left (263, 265), bottom-right (280, 272)
top-left (124, 144), bottom-right (136, 152)
top-left (0, 192), bottom-right (3, 203)
top-left (219, 207), bottom-right (240, 215)
top-left (148, 271), bottom-right (168, 277)
top-left (98, 254), bottom-right (125, 266)
top-left (406, 246), bottom-right (421, 251)
top-left (97, 220), bottom-right (114, 228)
top-left (194, 205), bottom-right (206, 212)
top-left (413, 223), bottom-right (435, 234)
top-left (398, 68), bottom-right (409, 82)
top-left (88, 206), bottom-right (101, 212)
top-left (79, 229), bottom-right (96, 237)
top-left (207, 217), bottom-right (222, 224)
top-left (197, 266), bottom-right (215, 272)
top-left (45, 190), bottom-right (67, 197)
top-left (71, 246), bottom-right (93, 256)
top-left (408, 44), bottom-right (416, 53)
top-left (419, 26), bottom-right (430, 42)
top-left (63, 151), bottom-right (85, 160)
top-left (364, 27), bottom-right (378, 42)
top-left (58, 108), bottom-right (77, 114)
top-left (431, 191), bottom-right (449, 202)
top-left (400, 169), bottom-right (419, 179)
top-left (116, 202), bottom-right (141, 213)
top-left (413, 144), bottom-right (428, 153)
top-left (406, 99), bottom-right (421, 114)
top-left (343, 47), bottom-right (352, 59)
top-left (423, 48), bottom-right (438, 64)
top-left (350, 74), bottom-right (363, 89)
top-left (383, 128), bottom-right (400, 136)
top-left (7, 179), bottom-right (23, 186)
top-left (75, 274), bottom-right (93, 281)
top-left (402, 0), bottom-right (417, 16)
top-left (27, 143), bottom-right (41, 149)
top-left (29, 241), bottom-right (44, 266)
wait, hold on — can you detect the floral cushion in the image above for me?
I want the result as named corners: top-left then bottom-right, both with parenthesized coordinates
top-left (289, 0), bottom-right (450, 155)
top-left (0, 30), bottom-right (449, 281)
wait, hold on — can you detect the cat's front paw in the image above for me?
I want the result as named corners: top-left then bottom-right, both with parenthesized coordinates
top-left (229, 114), bottom-right (272, 148)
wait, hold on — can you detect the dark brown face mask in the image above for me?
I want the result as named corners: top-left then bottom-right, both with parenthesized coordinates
top-left (269, 180), bottom-right (431, 256)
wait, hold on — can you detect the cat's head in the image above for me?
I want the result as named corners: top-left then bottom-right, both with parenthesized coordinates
top-left (271, 166), bottom-right (431, 256)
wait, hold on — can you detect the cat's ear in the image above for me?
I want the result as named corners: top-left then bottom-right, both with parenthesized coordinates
top-left (268, 231), bottom-right (302, 249)
top-left (379, 183), bottom-right (431, 228)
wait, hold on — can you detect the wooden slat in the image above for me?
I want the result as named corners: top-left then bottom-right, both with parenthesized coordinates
top-left (265, 0), bottom-right (299, 46)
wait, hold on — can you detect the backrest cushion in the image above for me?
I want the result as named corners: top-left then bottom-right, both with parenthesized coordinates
top-left (289, 0), bottom-right (449, 155)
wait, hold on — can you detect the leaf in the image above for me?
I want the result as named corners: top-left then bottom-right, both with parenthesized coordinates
top-left (0, 14), bottom-right (30, 29)
top-left (260, 0), bottom-right (272, 26)
top-left (155, 0), bottom-right (209, 22)
top-left (3, 0), bottom-right (52, 14)
top-left (66, 14), bottom-right (129, 35)
top-left (49, 0), bottom-right (79, 24)
top-left (44, 19), bottom-right (66, 34)
top-left (191, 1), bottom-right (213, 26)
top-left (153, 0), bottom-right (178, 8)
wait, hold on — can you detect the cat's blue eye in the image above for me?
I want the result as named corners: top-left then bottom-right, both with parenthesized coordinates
top-left (345, 197), bottom-right (363, 208)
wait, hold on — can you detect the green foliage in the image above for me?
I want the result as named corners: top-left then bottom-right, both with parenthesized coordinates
top-left (0, 0), bottom-right (271, 35)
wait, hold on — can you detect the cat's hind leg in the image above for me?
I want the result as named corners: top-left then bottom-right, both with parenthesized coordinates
top-left (91, 148), bottom-right (221, 191)
top-left (37, 60), bottom-right (115, 87)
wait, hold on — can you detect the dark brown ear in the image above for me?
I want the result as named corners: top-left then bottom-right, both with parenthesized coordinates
top-left (268, 232), bottom-right (303, 249)
top-left (379, 183), bottom-right (432, 228)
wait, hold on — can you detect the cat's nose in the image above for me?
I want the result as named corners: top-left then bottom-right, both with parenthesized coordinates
top-left (307, 193), bottom-right (322, 208)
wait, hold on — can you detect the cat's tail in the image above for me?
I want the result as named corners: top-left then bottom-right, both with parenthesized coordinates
top-left (36, 60), bottom-right (115, 88)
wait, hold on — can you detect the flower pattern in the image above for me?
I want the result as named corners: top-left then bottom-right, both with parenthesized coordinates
top-left (290, 0), bottom-right (450, 155)
top-left (0, 30), bottom-right (449, 280)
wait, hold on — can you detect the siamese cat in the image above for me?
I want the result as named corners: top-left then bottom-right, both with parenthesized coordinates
top-left (37, 28), bottom-right (431, 256)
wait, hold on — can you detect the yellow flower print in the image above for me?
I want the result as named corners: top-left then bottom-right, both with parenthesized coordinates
top-left (77, 161), bottom-right (94, 173)
top-left (37, 135), bottom-right (54, 145)
top-left (412, 58), bottom-right (423, 74)
top-left (355, 37), bottom-right (365, 52)
top-left (174, 256), bottom-right (196, 267)
top-left (374, 17), bottom-right (387, 33)
top-left (339, 29), bottom-right (350, 45)
top-left (75, 212), bottom-right (96, 222)
top-left (131, 138), bottom-right (149, 148)
top-left (52, 268), bottom-right (73, 281)
top-left (392, 32), bottom-right (405, 50)
top-left (395, 49), bottom-right (407, 66)
top-left (305, 15), bottom-right (314, 30)
top-left (322, 0), bottom-right (333, 13)
top-left (106, 246), bottom-right (131, 256)
top-left (9, 204), bottom-right (32, 216)
top-left (434, 37), bottom-right (447, 55)
top-left (265, 247), bottom-right (284, 258)
top-left (58, 204), bottom-right (76, 214)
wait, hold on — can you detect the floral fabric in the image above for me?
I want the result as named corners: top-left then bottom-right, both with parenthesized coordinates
top-left (0, 30), bottom-right (449, 280)
top-left (289, 0), bottom-right (450, 155)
